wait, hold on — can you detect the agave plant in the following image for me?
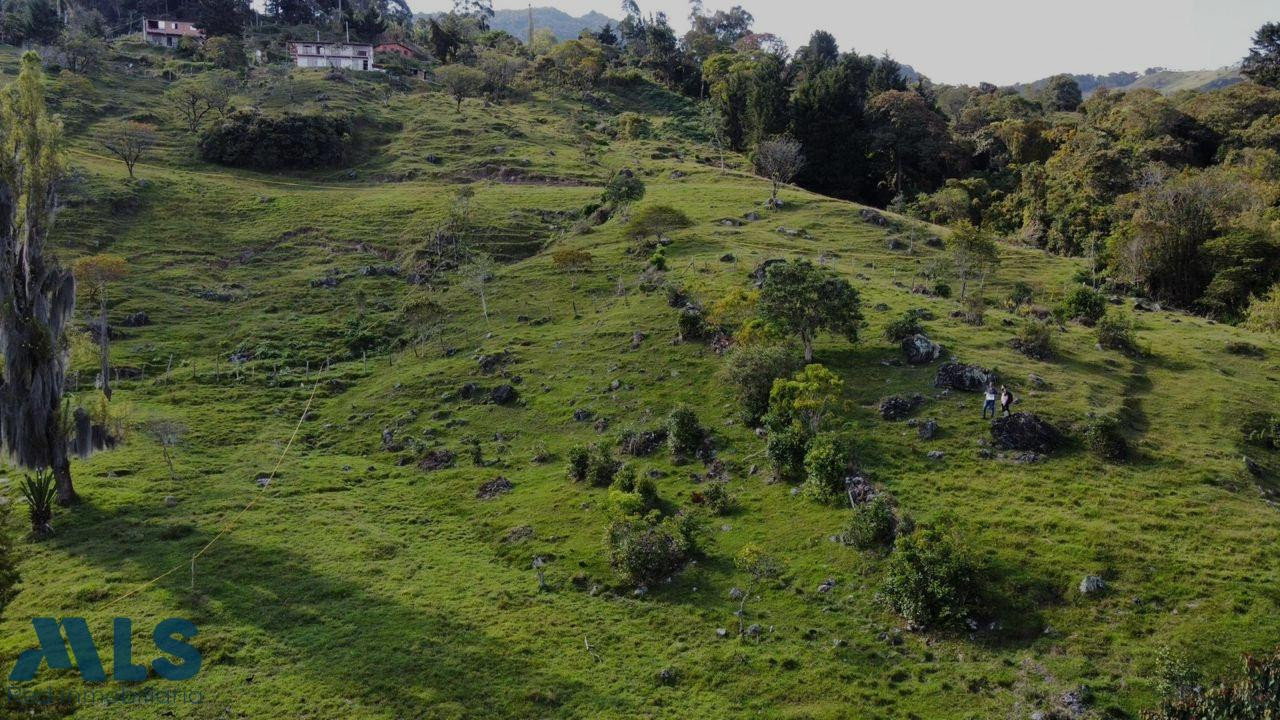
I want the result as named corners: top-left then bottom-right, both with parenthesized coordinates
top-left (19, 469), bottom-right (57, 537)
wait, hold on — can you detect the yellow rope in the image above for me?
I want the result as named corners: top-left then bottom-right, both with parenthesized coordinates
top-left (102, 382), bottom-right (320, 610)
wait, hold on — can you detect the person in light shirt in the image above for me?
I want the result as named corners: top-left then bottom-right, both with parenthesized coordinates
top-left (982, 381), bottom-right (997, 419)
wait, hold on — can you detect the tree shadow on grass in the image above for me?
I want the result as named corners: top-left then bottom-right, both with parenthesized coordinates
top-left (45, 501), bottom-right (600, 718)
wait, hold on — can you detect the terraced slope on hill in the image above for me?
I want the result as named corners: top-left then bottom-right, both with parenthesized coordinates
top-left (0, 43), bottom-right (1278, 720)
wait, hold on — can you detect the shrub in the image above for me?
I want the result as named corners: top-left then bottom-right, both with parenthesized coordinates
top-left (883, 312), bottom-right (923, 343)
top-left (666, 405), bottom-right (703, 459)
top-left (647, 246), bottom-right (667, 270)
top-left (566, 445), bottom-right (590, 482)
top-left (1061, 286), bottom-right (1107, 324)
top-left (605, 512), bottom-right (701, 587)
top-left (961, 294), bottom-right (986, 325)
top-left (616, 112), bottom-right (650, 140)
top-left (551, 248), bottom-right (593, 272)
top-left (881, 527), bottom-right (980, 630)
top-left (843, 494), bottom-right (898, 550)
top-left (1081, 414), bottom-right (1127, 460)
top-left (607, 467), bottom-right (658, 516)
top-left (587, 444), bottom-right (620, 487)
top-left (677, 305), bottom-right (705, 341)
top-left (695, 482), bottom-right (734, 515)
top-left (199, 111), bottom-right (351, 170)
top-left (601, 171), bottom-right (645, 208)
top-left (1142, 646), bottom-right (1280, 720)
top-left (1012, 319), bottom-right (1055, 360)
top-left (1097, 310), bottom-right (1138, 353)
top-left (933, 282), bottom-right (952, 298)
top-left (1241, 411), bottom-right (1280, 449)
top-left (1246, 284), bottom-right (1280, 334)
top-left (1007, 281), bottom-right (1034, 309)
top-left (766, 424), bottom-right (810, 483)
top-left (622, 205), bottom-right (692, 250)
top-left (722, 343), bottom-right (803, 425)
top-left (19, 469), bottom-right (57, 536)
top-left (802, 432), bottom-right (855, 503)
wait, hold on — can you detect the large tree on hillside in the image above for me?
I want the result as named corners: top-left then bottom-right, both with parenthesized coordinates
top-left (1243, 21), bottom-right (1280, 89)
top-left (758, 259), bottom-right (863, 363)
top-left (867, 89), bottom-right (954, 201)
top-left (791, 52), bottom-right (872, 198)
top-left (755, 136), bottom-right (804, 208)
top-left (194, 0), bottom-right (250, 37)
top-left (1040, 74), bottom-right (1083, 112)
top-left (868, 53), bottom-right (907, 94)
top-left (791, 30), bottom-right (839, 81)
top-left (73, 255), bottom-right (127, 401)
top-left (0, 53), bottom-right (79, 505)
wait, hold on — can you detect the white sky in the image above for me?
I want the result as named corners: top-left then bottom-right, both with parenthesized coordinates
top-left (409, 0), bottom-right (1276, 85)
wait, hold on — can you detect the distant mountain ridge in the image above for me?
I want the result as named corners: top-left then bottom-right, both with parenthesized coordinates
top-left (1010, 66), bottom-right (1243, 97)
top-left (488, 6), bottom-right (617, 42)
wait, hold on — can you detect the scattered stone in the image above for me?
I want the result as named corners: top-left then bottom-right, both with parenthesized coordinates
top-left (1079, 575), bottom-right (1106, 595)
top-left (745, 623), bottom-right (762, 638)
top-left (1061, 686), bottom-right (1092, 718)
top-left (872, 303), bottom-right (889, 312)
top-left (476, 476), bottom-right (514, 499)
top-left (927, 450), bottom-right (945, 460)
top-left (719, 253), bottom-right (735, 262)
top-left (1011, 451), bottom-right (1045, 464)
top-left (1028, 373), bottom-right (1049, 390)
top-left (775, 226), bottom-right (802, 237)
top-left (120, 311), bottom-right (151, 327)
top-left (743, 211), bottom-right (760, 221)
top-left (657, 667), bottom-right (678, 685)
top-left (630, 331), bottom-right (647, 349)
top-left (728, 587), bottom-right (745, 600)
top-left (918, 419), bottom-right (939, 440)
top-left (572, 408), bottom-right (594, 422)
top-left (858, 208), bottom-right (888, 226)
top-left (991, 413), bottom-right (1062, 452)
top-left (1245, 455), bottom-right (1264, 478)
top-left (878, 394), bottom-right (924, 421)
top-left (425, 153), bottom-right (441, 164)
top-left (817, 578), bottom-right (836, 593)
top-left (886, 237), bottom-right (906, 251)
top-left (163, 495), bottom-right (178, 508)
top-left (476, 351), bottom-right (509, 373)
top-left (933, 362), bottom-right (991, 392)
top-left (502, 525), bottom-right (534, 544)
top-left (490, 384), bottom-right (519, 405)
top-left (715, 628), bottom-right (728, 638)
top-left (902, 334), bottom-right (942, 365)
top-left (458, 382), bottom-right (479, 400)
top-left (1133, 298), bottom-right (1161, 312)
top-left (418, 449), bottom-right (456, 471)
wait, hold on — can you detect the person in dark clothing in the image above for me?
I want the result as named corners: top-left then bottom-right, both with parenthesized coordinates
top-left (999, 385), bottom-right (1014, 417)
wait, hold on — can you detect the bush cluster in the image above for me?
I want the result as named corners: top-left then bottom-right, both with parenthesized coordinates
top-left (881, 527), bottom-right (980, 630)
top-left (1081, 414), bottom-right (1128, 460)
top-left (843, 495), bottom-right (899, 550)
top-left (1061, 286), bottom-right (1107, 324)
top-left (199, 111), bottom-right (351, 170)
top-left (606, 512), bottom-right (701, 587)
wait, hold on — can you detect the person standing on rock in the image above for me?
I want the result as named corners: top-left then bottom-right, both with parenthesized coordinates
top-left (1000, 385), bottom-right (1014, 417)
top-left (982, 381), bottom-right (997, 419)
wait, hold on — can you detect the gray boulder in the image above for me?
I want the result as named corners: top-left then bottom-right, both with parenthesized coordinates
top-left (991, 413), bottom-right (1062, 452)
top-left (934, 362), bottom-right (990, 392)
top-left (902, 334), bottom-right (942, 364)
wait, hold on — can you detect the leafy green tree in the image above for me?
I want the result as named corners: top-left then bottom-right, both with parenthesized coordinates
top-left (1243, 21), bottom-right (1280, 89)
top-left (194, 0), bottom-right (250, 37)
top-left (0, 53), bottom-right (78, 505)
top-left (867, 53), bottom-right (907, 94)
top-left (622, 205), bottom-right (692, 249)
top-left (758, 260), bottom-right (862, 362)
top-left (73, 255), bottom-right (127, 400)
top-left (946, 221), bottom-right (1000, 300)
top-left (722, 343), bottom-right (802, 425)
top-left (435, 64), bottom-right (486, 112)
top-left (792, 30), bottom-right (839, 81)
top-left (1040, 73), bottom-right (1083, 111)
top-left (881, 526), bottom-right (979, 630)
top-left (1246, 284), bottom-right (1280, 334)
top-left (791, 53), bottom-right (872, 198)
top-left (867, 90), bottom-right (953, 201)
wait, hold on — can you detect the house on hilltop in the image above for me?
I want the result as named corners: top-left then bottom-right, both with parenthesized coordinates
top-left (142, 18), bottom-right (203, 48)
top-left (374, 38), bottom-right (420, 59)
top-left (287, 40), bottom-right (377, 71)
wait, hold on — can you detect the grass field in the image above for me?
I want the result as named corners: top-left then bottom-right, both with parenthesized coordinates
top-left (0, 43), bottom-right (1277, 719)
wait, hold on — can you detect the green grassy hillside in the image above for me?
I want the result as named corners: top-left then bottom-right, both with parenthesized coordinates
top-left (1, 44), bottom-right (1278, 720)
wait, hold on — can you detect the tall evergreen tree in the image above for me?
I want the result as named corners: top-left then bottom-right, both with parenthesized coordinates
top-left (0, 53), bottom-right (78, 505)
top-left (1243, 21), bottom-right (1280, 89)
top-left (791, 53), bottom-right (872, 199)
